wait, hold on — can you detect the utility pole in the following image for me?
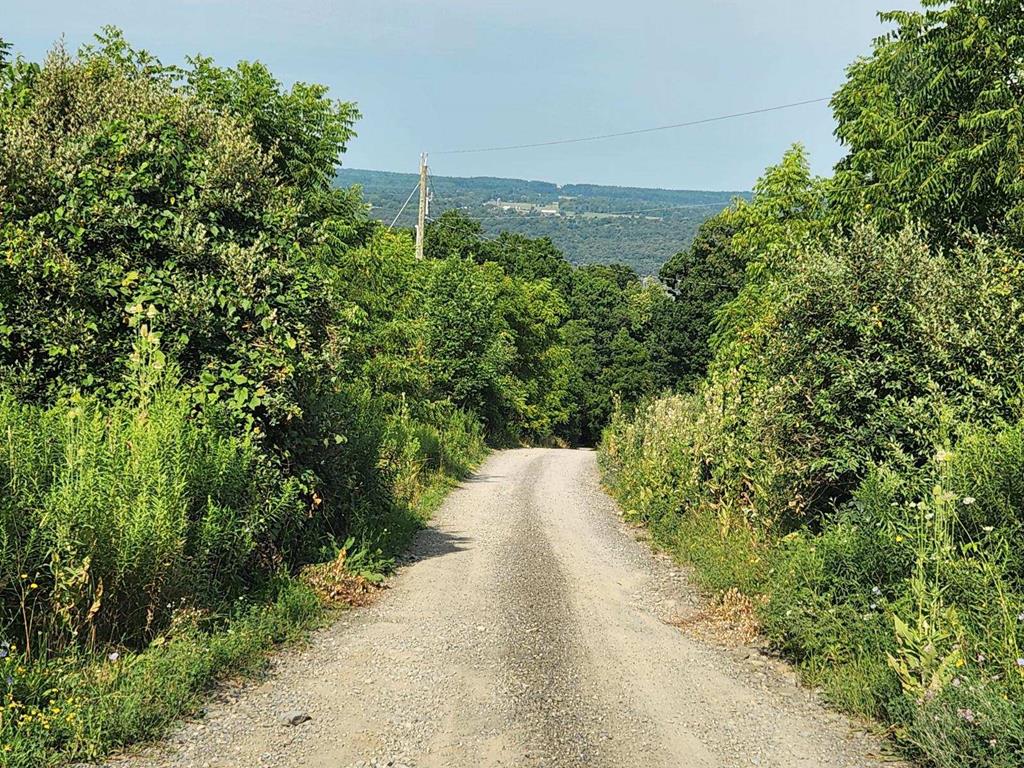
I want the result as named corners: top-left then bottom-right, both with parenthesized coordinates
top-left (415, 152), bottom-right (429, 260)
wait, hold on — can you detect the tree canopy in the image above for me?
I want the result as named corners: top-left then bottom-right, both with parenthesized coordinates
top-left (831, 0), bottom-right (1024, 244)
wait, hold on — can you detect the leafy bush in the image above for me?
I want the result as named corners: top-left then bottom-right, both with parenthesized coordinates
top-left (684, 224), bottom-right (1024, 531)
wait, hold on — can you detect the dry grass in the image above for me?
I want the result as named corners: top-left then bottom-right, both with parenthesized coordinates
top-left (299, 552), bottom-right (382, 608)
top-left (668, 587), bottom-right (764, 647)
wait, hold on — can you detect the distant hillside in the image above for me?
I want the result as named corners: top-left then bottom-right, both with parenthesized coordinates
top-left (336, 168), bottom-right (748, 275)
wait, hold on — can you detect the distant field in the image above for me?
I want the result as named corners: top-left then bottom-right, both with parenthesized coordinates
top-left (336, 168), bottom-right (748, 275)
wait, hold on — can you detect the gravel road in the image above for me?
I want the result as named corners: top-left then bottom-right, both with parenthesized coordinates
top-left (108, 448), bottom-right (900, 768)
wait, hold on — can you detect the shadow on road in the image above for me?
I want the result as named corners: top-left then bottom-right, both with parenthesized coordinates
top-left (409, 527), bottom-right (473, 561)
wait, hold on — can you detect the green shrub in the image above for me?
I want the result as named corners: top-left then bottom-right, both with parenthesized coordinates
top-left (696, 225), bottom-right (1024, 530)
top-left (0, 32), bottom-right (374, 542)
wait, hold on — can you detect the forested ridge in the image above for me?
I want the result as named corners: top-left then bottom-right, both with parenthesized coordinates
top-left (1, 0), bottom-right (1023, 765)
top-left (337, 167), bottom-right (744, 275)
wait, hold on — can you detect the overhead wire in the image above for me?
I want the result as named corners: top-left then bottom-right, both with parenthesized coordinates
top-left (387, 179), bottom-right (421, 229)
top-left (393, 96), bottom-right (815, 276)
top-left (431, 97), bottom-right (829, 155)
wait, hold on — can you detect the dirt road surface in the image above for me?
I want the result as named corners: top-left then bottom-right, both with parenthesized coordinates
top-left (108, 448), bottom-right (899, 768)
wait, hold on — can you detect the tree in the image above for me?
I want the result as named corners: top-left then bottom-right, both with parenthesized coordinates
top-left (657, 214), bottom-right (744, 386)
top-left (658, 146), bottom-right (827, 383)
top-left (425, 209), bottom-right (486, 262)
top-left (561, 264), bottom-right (674, 443)
top-left (184, 51), bottom-right (360, 197)
top-left (481, 232), bottom-right (572, 295)
top-left (422, 257), bottom-right (569, 443)
top-left (831, 0), bottom-right (1024, 245)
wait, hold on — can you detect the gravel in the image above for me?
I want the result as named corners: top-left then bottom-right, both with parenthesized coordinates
top-left (105, 448), bottom-right (904, 768)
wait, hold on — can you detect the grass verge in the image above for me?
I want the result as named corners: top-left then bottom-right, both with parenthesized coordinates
top-left (1, 451), bottom-right (486, 768)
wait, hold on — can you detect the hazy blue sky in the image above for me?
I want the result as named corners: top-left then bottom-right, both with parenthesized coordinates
top-left (2, 1), bottom-right (909, 190)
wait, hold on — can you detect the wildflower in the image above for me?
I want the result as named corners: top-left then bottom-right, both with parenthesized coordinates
top-left (870, 603), bottom-right (878, 610)
top-left (872, 586), bottom-right (881, 596)
top-left (1017, 658), bottom-right (1024, 668)
top-left (935, 448), bottom-right (952, 463)
top-left (29, 583), bottom-right (38, 590)
top-left (4, 675), bottom-right (12, 687)
top-left (977, 652), bottom-right (987, 663)
top-left (108, 651), bottom-right (120, 662)
top-left (0, 641), bottom-right (9, 659)
top-left (962, 496), bottom-right (976, 505)
top-left (958, 707), bottom-right (975, 723)
top-left (1017, 612), bottom-right (1024, 622)
top-left (982, 526), bottom-right (994, 533)
top-left (895, 534), bottom-right (905, 543)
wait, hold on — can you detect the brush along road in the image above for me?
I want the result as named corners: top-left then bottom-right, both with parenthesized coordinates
top-left (110, 448), bottom-right (900, 768)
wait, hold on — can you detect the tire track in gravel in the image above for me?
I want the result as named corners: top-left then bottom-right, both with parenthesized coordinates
top-left (495, 455), bottom-right (617, 767)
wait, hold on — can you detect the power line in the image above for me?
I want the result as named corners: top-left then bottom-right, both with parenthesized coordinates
top-left (388, 180), bottom-right (421, 229)
top-left (432, 97), bottom-right (829, 155)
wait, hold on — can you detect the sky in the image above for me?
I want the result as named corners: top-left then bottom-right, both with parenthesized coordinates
top-left (2, 0), bottom-right (910, 191)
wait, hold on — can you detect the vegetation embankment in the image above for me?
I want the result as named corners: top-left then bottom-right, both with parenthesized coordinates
top-left (0, 30), bottom-right (695, 766)
top-left (601, 3), bottom-right (1024, 766)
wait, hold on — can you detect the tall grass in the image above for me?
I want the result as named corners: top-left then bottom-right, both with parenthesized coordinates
top-left (0, 382), bottom-right (302, 656)
top-left (0, 373), bottom-right (486, 766)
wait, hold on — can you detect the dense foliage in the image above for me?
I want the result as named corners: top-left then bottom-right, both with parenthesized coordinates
top-left (601, 2), bottom-right (1024, 766)
top-left (831, 0), bottom-right (1024, 245)
top-left (424, 209), bottom-right (688, 444)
